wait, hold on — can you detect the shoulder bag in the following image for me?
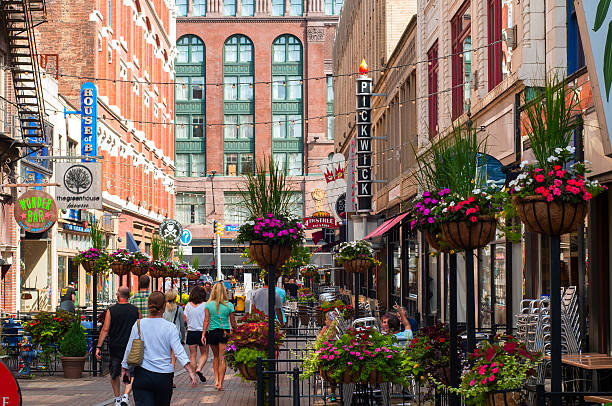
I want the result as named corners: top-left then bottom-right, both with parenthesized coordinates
top-left (216, 303), bottom-right (230, 340)
top-left (126, 319), bottom-right (144, 366)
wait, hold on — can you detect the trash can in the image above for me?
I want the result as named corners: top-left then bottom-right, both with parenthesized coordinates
top-left (235, 295), bottom-right (245, 312)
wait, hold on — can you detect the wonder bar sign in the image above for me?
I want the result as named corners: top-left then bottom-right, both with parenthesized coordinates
top-left (356, 59), bottom-right (372, 213)
top-left (80, 82), bottom-right (98, 161)
top-left (14, 190), bottom-right (58, 233)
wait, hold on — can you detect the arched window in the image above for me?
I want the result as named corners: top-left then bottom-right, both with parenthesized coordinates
top-left (174, 35), bottom-right (206, 178)
top-left (271, 35), bottom-right (303, 176)
top-left (223, 35), bottom-right (254, 176)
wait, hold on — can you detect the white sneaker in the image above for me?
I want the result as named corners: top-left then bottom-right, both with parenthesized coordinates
top-left (120, 395), bottom-right (130, 406)
top-left (114, 399), bottom-right (122, 406)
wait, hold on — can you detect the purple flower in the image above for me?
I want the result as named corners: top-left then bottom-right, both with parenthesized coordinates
top-left (427, 217), bottom-right (434, 223)
top-left (423, 209), bottom-right (430, 215)
top-left (423, 191), bottom-right (430, 197)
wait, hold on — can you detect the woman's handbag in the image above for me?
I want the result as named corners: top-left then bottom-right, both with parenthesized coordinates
top-left (216, 305), bottom-right (230, 340)
top-left (126, 319), bottom-right (144, 366)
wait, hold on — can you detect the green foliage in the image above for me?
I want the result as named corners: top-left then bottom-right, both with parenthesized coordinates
top-left (407, 323), bottom-right (458, 385)
top-left (59, 319), bottom-right (87, 357)
top-left (336, 240), bottom-right (381, 266)
top-left (24, 311), bottom-right (79, 352)
top-left (238, 158), bottom-right (295, 219)
top-left (301, 319), bottom-right (339, 379)
top-left (522, 76), bottom-right (580, 171)
top-left (89, 219), bottom-right (104, 250)
top-left (192, 256), bottom-right (199, 271)
top-left (447, 335), bottom-right (540, 404)
top-left (73, 248), bottom-right (111, 275)
top-left (232, 347), bottom-right (267, 368)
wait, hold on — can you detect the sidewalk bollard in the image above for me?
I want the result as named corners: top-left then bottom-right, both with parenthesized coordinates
top-left (292, 366), bottom-right (300, 406)
top-left (256, 357), bottom-right (264, 406)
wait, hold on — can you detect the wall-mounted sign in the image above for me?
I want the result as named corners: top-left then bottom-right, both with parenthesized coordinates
top-left (80, 82), bottom-right (98, 162)
top-left (14, 190), bottom-right (58, 233)
top-left (356, 59), bottom-right (372, 213)
top-left (55, 162), bottom-right (102, 209)
top-left (345, 138), bottom-right (357, 213)
top-left (159, 219), bottom-right (182, 244)
top-left (388, 184), bottom-right (401, 202)
top-left (0, 361), bottom-right (21, 405)
top-left (303, 214), bottom-right (339, 229)
top-left (180, 229), bottom-right (192, 245)
top-left (319, 153), bottom-right (346, 222)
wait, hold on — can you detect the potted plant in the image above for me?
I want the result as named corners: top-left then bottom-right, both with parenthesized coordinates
top-left (336, 240), bottom-right (381, 273)
top-left (109, 249), bottom-right (135, 276)
top-left (449, 335), bottom-right (540, 405)
top-left (299, 264), bottom-right (319, 279)
top-left (59, 318), bottom-right (88, 379)
top-left (129, 251), bottom-right (151, 276)
top-left (409, 188), bottom-right (453, 252)
top-left (24, 311), bottom-right (78, 363)
top-left (224, 311), bottom-right (284, 381)
top-left (301, 318), bottom-right (339, 381)
top-left (236, 159), bottom-right (305, 271)
top-left (296, 287), bottom-right (316, 326)
top-left (319, 299), bottom-right (354, 321)
top-left (73, 248), bottom-right (111, 276)
top-left (509, 78), bottom-right (606, 234)
top-left (315, 327), bottom-right (406, 385)
top-left (406, 323), bottom-right (458, 386)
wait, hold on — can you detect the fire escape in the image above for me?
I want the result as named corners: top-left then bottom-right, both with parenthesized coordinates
top-left (1, 0), bottom-right (48, 174)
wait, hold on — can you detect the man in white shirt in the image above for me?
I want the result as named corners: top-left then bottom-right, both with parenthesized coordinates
top-left (251, 284), bottom-right (284, 326)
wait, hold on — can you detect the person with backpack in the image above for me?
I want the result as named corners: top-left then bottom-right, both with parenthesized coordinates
top-left (163, 289), bottom-right (186, 376)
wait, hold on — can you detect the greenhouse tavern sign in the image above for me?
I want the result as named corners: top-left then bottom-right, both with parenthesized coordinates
top-left (13, 190), bottom-right (58, 233)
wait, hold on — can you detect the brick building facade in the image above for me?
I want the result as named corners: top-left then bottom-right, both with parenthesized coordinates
top-left (174, 0), bottom-right (342, 270)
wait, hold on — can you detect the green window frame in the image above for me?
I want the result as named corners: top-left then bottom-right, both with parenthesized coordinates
top-left (242, 0), bottom-right (254, 16)
top-left (177, 35), bottom-right (204, 63)
top-left (108, 0), bottom-right (112, 26)
top-left (223, 115), bottom-right (253, 139)
top-left (175, 193), bottom-right (206, 225)
top-left (272, 115), bottom-right (302, 139)
top-left (324, 0), bottom-right (343, 15)
top-left (289, 0), bottom-right (303, 16)
top-left (176, 0), bottom-right (188, 16)
top-left (326, 75), bottom-right (334, 139)
top-left (273, 152), bottom-right (303, 176)
top-left (175, 153), bottom-right (205, 177)
top-left (271, 0), bottom-right (284, 16)
top-left (224, 153), bottom-right (254, 176)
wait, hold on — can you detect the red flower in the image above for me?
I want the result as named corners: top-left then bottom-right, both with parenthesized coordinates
top-left (554, 165), bottom-right (561, 171)
top-left (439, 337), bottom-right (445, 343)
top-left (503, 341), bottom-right (518, 354)
top-left (468, 196), bottom-right (476, 203)
top-left (535, 175), bottom-right (545, 183)
top-left (470, 216), bottom-right (477, 223)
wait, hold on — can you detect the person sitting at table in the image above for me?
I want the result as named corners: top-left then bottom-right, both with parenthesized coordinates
top-left (381, 306), bottom-right (413, 346)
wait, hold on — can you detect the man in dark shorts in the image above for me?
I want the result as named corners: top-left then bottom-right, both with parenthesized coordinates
top-left (58, 281), bottom-right (76, 313)
top-left (284, 278), bottom-right (298, 299)
top-left (96, 286), bottom-right (139, 406)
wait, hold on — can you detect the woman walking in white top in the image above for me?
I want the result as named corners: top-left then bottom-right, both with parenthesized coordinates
top-left (202, 282), bottom-right (238, 391)
top-left (121, 291), bottom-right (197, 406)
top-left (184, 285), bottom-right (208, 383)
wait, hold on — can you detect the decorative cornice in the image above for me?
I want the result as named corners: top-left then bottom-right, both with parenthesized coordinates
top-left (177, 16), bottom-right (339, 24)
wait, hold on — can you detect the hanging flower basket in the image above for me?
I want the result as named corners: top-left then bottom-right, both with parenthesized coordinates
top-left (248, 240), bottom-right (292, 270)
top-left (485, 390), bottom-right (521, 406)
top-left (512, 195), bottom-right (587, 236)
top-left (237, 362), bottom-right (258, 381)
top-left (81, 260), bottom-right (96, 274)
top-left (342, 258), bottom-right (371, 273)
top-left (319, 369), bottom-right (337, 383)
top-left (110, 262), bottom-right (133, 276)
top-left (424, 231), bottom-right (452, 253)
top-left (440, 216), bottom-right (497, 251)
top-left (132, 264), bottom-right (150, 276)
top-left (148, 262), bottom-right (167, 278)
top-left (186, 272), bottom-right (200, 280)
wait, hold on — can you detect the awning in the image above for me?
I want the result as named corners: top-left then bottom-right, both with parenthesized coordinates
top-left (126, 232), bottom-right (140, 253)
top-left (363, 212), bottom-right (409, 240)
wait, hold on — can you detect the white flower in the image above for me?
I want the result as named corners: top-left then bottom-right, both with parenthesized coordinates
top-left (486, 195), bottom-right (491, 200)
top-left (547, 156), bottom-right (558, 163)
top-left (473, 188), bottom-right (481, 194)
top-left (442, 208), bottom-right (448, 213)
top-left (517, 173), bottom-right (527, 180)
top-left (555, 147), bottom-right (563, 154)
top-left (514, 185), bottom-right (522, 192)
top-left (566, 146), bottom-right (576, 153)
top-left (520, 160), bottom-right (529, 169)
top-left (450, 201), bottom-right (455, 206)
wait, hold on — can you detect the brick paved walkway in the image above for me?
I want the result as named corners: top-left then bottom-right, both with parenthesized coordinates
top-left (19, 358), bottom-right (259, 406)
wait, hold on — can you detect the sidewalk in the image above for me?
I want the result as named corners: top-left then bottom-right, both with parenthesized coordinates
top-left (19, 359), bottom-right (258, 406)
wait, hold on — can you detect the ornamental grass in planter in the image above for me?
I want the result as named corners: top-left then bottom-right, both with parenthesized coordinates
top-left (59, 318), bottom-right (88, 379)
top-left (510, 76), bottom-right (606, 235)
top-left (336, 240), bottom-right (381, 273)
top-left (448, 335), bottom-right (540, 405)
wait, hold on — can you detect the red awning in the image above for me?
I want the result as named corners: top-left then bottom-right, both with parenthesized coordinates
top-left (363, 212), bottom-right (409, 240)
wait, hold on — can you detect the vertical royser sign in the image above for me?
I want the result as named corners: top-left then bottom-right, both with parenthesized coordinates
top-left (80, 82), bottom-right (98, 162)
top-left (356, 59), bottom-right (372, 213)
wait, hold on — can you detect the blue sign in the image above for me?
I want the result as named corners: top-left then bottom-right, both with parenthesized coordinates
top-left (225, 224), bottom-right (240, 232)
top-left (180, 229), bottom-right (192, 245)
top-left (477, 153), bottom-right (506, 188)
top-left (80, 82), bottom-right (97, 162)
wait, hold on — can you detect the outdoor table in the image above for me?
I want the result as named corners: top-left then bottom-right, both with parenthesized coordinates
top-left (554, 353), bottom-right (612, 392)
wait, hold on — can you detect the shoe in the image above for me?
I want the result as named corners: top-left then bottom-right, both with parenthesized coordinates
top-left (120, 394), bottom-right (130, 406)
top-left (115, 399), bottom-right (122, 406)
top-left (196, 371), bottom-right (206, 383)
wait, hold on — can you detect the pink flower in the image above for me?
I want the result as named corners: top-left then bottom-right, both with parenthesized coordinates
top-left (359, 357), bottom-right (364, 360)
top-left (554, 179), bottom-right (562, 187)
top-left (375, 348), bottom-right (381, 353)
top-left (481, 379), bottom-right (487, 385)
top-left (584, 192), bottom-right (592, 200)
top-left (470, 379), bottom-right (476, 386)
top-left (547, 194), bottom-right (554, 202)
top-left (350, 351), bottom-right (355, 355)
top-left (553, 188), bottom-right (561, 196)
top-left (535, 174), bottom-right (545, 183)
top-left (387, 355), bottom-right (392, 359)
top-left (347, 362), bottom-right (352, 365)
top-left (470, 216), bottom-right (477, 223)
top-left (492, 368), bottom-right (499, 373)
top-left (489, 375), bottom-right (495, 382)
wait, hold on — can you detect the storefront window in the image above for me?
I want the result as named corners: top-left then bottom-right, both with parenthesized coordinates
top-left (391, 245), bottom-right (401, 304)
top-left (428, 255), bottom-right (439, 318)
top-left (494, 244), bottom-right (506, 326)
top-left (58, 256), bottom-right (67, 296)
top-left (479, 246), bottom-right (492, 328)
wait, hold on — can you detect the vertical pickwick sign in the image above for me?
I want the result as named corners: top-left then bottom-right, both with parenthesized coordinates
top-left (13, 190), bottom-right (58, 233)
top-left (356, 59), bottom-right (372, 213)
top-left (80, 82), bottom-right (98, 162)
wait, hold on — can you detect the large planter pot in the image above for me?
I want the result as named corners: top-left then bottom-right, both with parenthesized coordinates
top-left (148, 266), bottom-right (167, 278)
top-left (249, 240), bottom-right (292, 270)
top-left (110, 262), bottom-right (132, 276)
top-left (60, 356), bottom-right (86, 379)
top-left (320, 368), bottom-right (337, 383)
top-left (513, 195), bottom-right (587, 235)
top-left (237, 362), bottom-right (257, 381)
top-left (440, 216), bottom-right (497, 251)
top-left (132, 264), bottom-right (150, 276)
top-left (424, 231), bottom-right (451, 253)
top-left (81, 260), bottom-right (96, 274)
top-left (342, 259), bottom-right (371, 273)
top-left (485, 390), bottom-right (521, 406)
top-left (186, 273), bottom-right (200, 280)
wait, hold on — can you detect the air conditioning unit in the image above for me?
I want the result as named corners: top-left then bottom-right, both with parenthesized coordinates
top-left (504, 26), bottom-right (517, 49)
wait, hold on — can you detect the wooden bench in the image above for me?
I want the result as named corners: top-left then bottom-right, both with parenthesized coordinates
top-left (584, 395), bottom-right (612, 404)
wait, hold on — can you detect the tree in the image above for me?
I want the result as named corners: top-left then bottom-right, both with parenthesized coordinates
top-left (64, 166), bottom-right (92, 193)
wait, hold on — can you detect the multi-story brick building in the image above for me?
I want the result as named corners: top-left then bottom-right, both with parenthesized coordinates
top-left (174, 0), bottom-right (342, 272)
top-left (34, 0), bottom-right (176, 296)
